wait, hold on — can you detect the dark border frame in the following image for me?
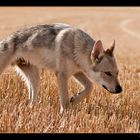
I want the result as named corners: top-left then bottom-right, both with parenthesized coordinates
top-left (0, 0), bottom-right (140, 6)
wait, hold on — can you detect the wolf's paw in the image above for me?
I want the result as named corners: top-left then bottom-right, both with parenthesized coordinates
top-left (26, 99), bottom-right (35, 108)
top-left (60, 106), bottom-right (64, 115)
top-left (70, 96), bottom-right (75, 103)
top-left (70, 96), bottom-right (78, 106)
top-left (60, 105), bottom-right (72, 115)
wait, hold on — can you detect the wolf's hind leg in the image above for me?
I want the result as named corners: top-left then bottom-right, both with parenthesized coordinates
top-left (70, 72), bottom-right (93, 105)
top-left (0, 63), bottom-right (9, 75)
top-left (15, 63), bottom-right (39, 105)
top-left (0, 56), bottom-right (13, 74)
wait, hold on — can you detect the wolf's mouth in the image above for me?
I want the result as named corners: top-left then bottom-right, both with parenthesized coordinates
top-left (102, 85), bottom-right (114, 93)
top-left (102, 85), bottom-right (121, 94)
top-left (102, 85), bottom-right (107, 90)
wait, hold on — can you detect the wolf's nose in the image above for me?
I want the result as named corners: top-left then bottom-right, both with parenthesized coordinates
top-left (115, 85), bottom-right (122, 93)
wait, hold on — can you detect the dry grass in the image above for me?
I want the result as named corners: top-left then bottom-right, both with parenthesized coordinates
top-left (0, 7), bottom-right (140, 133)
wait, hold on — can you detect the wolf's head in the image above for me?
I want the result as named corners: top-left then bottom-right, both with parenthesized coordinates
top-left (89, 40), bottom-right (122, 94)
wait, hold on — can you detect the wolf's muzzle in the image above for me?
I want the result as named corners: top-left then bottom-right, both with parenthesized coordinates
top-left (102, 85), bottom-right (122, 94)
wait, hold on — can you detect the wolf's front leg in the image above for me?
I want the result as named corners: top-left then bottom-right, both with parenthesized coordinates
top-left (56, 72), bottom-right (70, 114)
top-left (70, 72), bottom-right (93, 105)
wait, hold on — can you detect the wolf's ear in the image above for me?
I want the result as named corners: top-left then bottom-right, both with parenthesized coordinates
top-left (106, 40), bottom-right (115, 56)
top-left (91, 40), bottom-right (104, 62)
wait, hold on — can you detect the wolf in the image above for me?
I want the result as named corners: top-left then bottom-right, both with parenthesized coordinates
top-left (0, 23), bottom-right (122, 113)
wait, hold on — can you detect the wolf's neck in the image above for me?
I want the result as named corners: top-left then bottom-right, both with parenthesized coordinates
top-left (73, 45), bottom-right (93, 72)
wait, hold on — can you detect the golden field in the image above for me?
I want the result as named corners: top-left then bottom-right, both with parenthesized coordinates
top-left (0, 7), bottom-right (139, 133)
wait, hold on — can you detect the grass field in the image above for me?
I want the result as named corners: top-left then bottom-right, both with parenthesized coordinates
top-left (0, 7), bottom-right (140, 133)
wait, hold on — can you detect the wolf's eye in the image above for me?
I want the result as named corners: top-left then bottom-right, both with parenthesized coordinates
top-left (105, 72), bottom-right (112, 76)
